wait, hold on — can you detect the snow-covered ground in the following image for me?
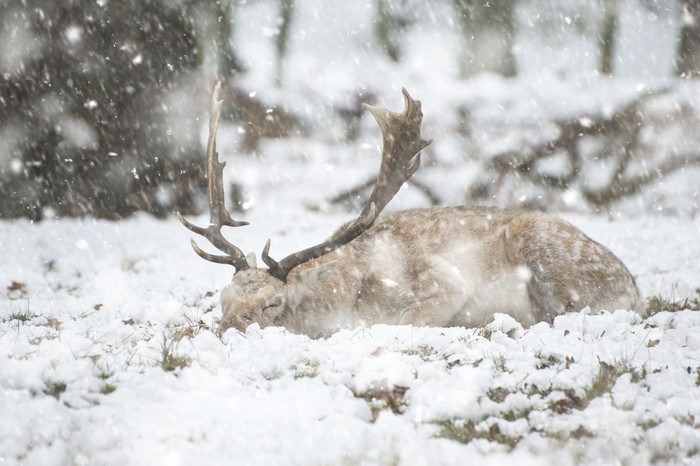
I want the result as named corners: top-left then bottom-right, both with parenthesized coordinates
top-left (1, 209), bottom-right (699, 465)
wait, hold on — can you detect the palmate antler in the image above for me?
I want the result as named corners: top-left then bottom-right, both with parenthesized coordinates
top-left (177, 81), bottom-right (250, 272)
top-left (262, 88), bottom-right (432, 281)
top-left (179, 84), bottom-right (431, 281)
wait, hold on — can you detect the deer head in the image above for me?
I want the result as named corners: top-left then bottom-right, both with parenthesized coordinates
top-left (178, 82), bottom-right (431, 334)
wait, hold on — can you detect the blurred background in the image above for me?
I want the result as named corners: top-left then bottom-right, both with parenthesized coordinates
top-left (0, 0), bottom-right (698, 221)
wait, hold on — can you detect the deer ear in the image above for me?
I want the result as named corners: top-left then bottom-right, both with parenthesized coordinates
top-left (286, 261), bottom-right (337, 309)
top-left (246, 252), bottom-right (258, 268)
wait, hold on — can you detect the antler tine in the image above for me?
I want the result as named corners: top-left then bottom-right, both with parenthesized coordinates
top-left (177, 81), bottom-right (250, 271)
top-left (262, 88), bottom-right (431, 281)
top-left (362, 87), bottom-right (433, 215)
top-left (262, 203), bottom-right (378, 280)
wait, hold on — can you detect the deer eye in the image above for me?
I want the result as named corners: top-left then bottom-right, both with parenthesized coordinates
top-left (263, 296), bottom-right (283, 311)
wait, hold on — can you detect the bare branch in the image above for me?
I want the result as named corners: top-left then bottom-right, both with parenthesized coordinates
top-left (326, 177), bottom-right (441, 209)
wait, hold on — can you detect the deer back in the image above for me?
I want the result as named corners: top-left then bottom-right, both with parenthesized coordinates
top-left (276, 207), bottom-right (640, 337)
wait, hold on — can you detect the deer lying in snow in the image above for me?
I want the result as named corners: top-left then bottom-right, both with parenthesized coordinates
top-left (178, 82), bottom-right (641, 338)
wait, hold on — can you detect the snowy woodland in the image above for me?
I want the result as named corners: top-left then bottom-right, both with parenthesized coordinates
top-left (1, 0), bottom-right (700, 464)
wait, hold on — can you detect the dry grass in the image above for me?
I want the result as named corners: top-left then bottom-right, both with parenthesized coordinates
top-left (646, 287), bottom-right (700, 316)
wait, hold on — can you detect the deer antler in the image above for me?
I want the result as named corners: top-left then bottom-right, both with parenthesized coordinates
top-left (262, 88), bottom-right (432, 281)
top-left (177, 81), bottom-right (250, 271)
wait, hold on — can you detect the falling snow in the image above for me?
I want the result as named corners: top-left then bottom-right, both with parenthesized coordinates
top-left (1, 0), bottom-right (700, 464)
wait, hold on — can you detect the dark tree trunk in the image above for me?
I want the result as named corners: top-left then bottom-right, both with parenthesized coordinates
top-left (599, 3), bottom-right (618, 75)
top-left (676, 0), bottom-right (700, 77)
top-left (374, 0), bottom-right (403, 62)
top-left (211, 0), bottom-right (245, 77)
top-left (275, 0), bottom-right (295, 86)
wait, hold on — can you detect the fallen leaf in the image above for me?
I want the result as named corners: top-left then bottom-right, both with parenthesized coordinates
top-left (40, 317), bottom-right (62, 329)
top-left (565, 356), bottom-right (575, 369)
top-left (8, 281), bottom-right (27, 292)
top-left (7, 281), bottom-right (28, 299)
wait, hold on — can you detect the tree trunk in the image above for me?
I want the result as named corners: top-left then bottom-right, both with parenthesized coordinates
top-left (599, 2), bottom-right (618, 75)
top-left (210, 0), bottom-right (245, 77)
top-left (275, 0), bottom-right (295, 86)
top-left (676, 0), bottom-right (700, 77)
top-left (454, 0), bottom-right (517, 78)
top-left (374, 0), bottom-right (402, 61)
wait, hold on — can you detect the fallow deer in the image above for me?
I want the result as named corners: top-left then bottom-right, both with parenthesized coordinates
top-left (178, 82), bottom-right (641, 338)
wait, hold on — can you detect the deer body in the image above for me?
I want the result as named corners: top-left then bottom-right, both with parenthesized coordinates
top-left (181, 84), bottom-right (641, 338)
top-left (218, 207), bottom-right (640, 337)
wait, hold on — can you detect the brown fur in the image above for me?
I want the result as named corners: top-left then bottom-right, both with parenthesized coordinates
top-left (219, 207), bottom-right (641, 338)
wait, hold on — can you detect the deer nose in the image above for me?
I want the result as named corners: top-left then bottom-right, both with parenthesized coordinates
top-left (233, 315), bottom-right (253, 333)
top-left (217, 314), bottom-right (243, 335)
